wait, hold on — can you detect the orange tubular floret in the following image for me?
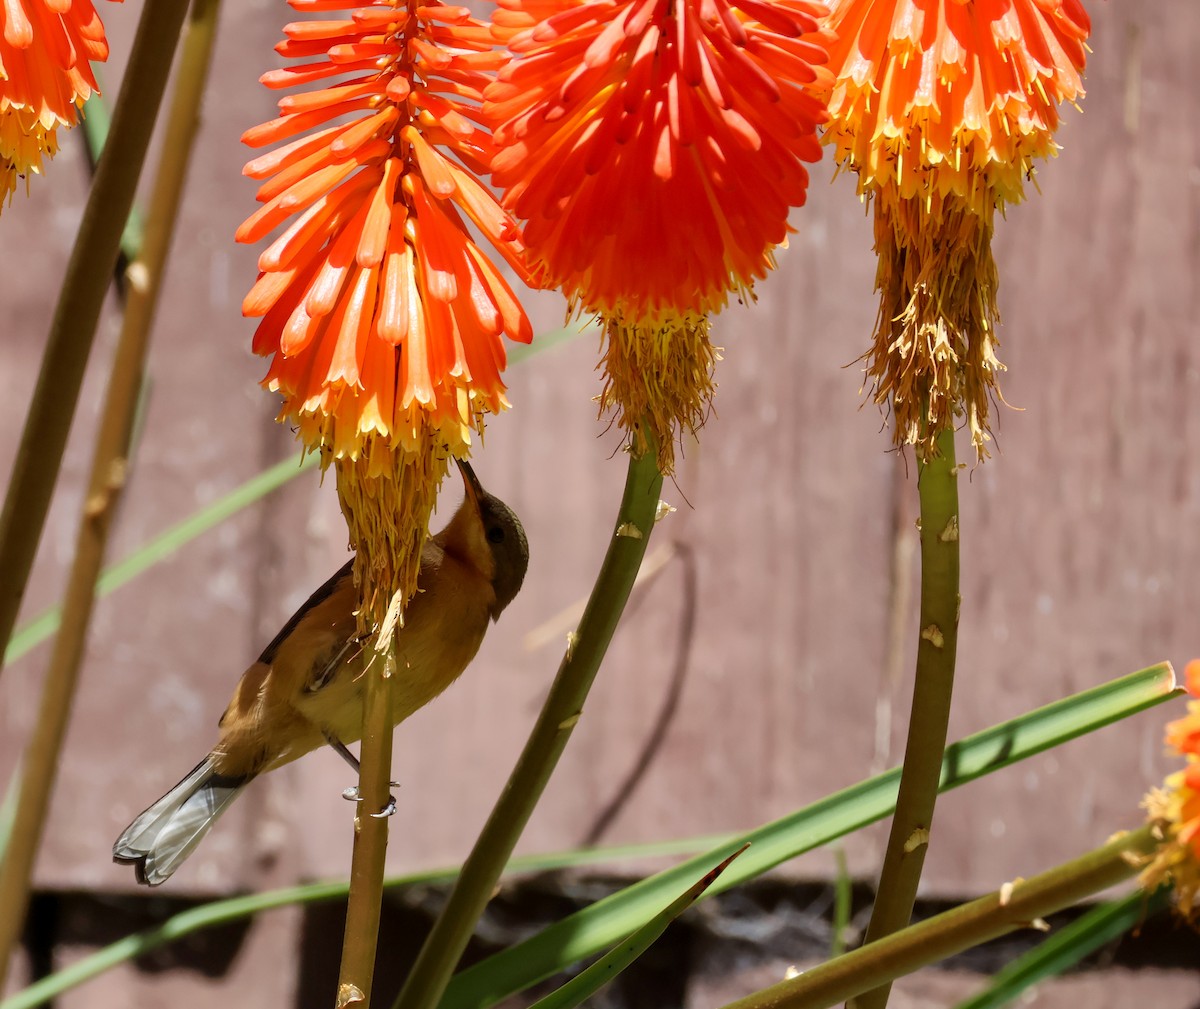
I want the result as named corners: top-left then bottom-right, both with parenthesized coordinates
top-left (244, 124), bottom-right (345, 180)
top-left (261, 58), bottom-right (381, 88)
top-left (485, 0), bottom-right (833, 319)
top-left (239, 0), bottom-right (534, 461)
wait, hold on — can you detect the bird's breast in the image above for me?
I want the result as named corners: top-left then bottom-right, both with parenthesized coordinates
top-left (388, 553), bottom-right (494, 721)
top-left (290, 549), bottom-right (494, 744)
top-left (215, 544), bottom-right (497, 775)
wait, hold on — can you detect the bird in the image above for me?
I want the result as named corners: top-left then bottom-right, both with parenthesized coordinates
top-left (113, 459), bottom-right (528, 886)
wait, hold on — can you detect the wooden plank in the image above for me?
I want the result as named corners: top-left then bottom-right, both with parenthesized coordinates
top-left (0, 3), bottom-right (1193, 904)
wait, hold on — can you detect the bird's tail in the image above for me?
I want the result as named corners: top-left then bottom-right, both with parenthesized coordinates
top-left (113, 757), bottom-right (249, 886)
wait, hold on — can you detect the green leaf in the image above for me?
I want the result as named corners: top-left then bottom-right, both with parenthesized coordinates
top-left (4, 453), bottom-right (320, 665)
top-left (0, 835), bottom-right (724, 1009)
top-left (440, 662), bottom-right (1178, 1009)
top-left (525, 845), bottom-right (748, 1009)
top-left (4, 320), bottom-right (592, 668)
top-left (952, 886), bottom-right (1170, 1009)
top-left (831, 848), bottom-right (852, 958)
top-left (80, 89), bottom-right (144, 264)
top-left (509, 320), bottom-right (597, 366)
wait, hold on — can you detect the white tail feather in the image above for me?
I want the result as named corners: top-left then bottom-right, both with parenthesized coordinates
top-left (113, 758), bottom-right (247, 885)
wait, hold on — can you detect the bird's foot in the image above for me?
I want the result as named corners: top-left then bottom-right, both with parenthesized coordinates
top-left (370, 795), bottom-right (397, 819)
top-left (341, 783), bottom-right (400, 804)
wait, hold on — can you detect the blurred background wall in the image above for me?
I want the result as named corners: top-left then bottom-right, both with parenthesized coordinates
top-left (0, 1), bottom-right (1197, 1006)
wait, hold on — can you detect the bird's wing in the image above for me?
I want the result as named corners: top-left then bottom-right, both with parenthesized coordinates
top-left (303, 633), bottom-right (364, 694)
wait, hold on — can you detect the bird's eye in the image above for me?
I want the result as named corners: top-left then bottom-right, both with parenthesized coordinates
top-left (486, 526), bottom-right (505, 545)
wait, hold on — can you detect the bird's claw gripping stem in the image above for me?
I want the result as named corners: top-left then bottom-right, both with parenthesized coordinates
top-left (370, 796), bottom-right (397, 818)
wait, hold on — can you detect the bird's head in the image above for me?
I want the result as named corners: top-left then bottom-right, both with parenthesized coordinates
top-left (442, 459), bottom-right (529, 620)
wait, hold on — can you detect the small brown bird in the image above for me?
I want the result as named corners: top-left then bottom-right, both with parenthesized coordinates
top-left (113, 460), bottom-right (527, 886)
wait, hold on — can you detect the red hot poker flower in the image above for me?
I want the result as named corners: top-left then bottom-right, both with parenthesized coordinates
top-left (486, 0), bottom-right (832, 470)
top-left (0, 0), bottom-right (120, 205)
top-left (239, 0), bottom-right (534, 623)
top-left (1143, 659), bottom-right (1200, 922)
top-left (488, 0), bottom-right (832, 321)
top-left (819, 0), bottom-right (1090, 460)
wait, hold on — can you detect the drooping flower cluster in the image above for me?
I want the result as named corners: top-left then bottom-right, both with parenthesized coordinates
top-left (820, 0), bottom-right (1090, 459)
top-left (486, 0), bottom-right (832, 471)
top-left (1143, 659), bottom-right (1200, 921)
top-left (0, 0), bottom-right (119, 206)
top-left (240, 0), bottom-right (534, 626)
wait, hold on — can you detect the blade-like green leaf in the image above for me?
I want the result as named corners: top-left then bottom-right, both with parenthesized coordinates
top-left (441, 662), bottom-right (1178, 1009)
top-left (2, 666), bottom-right (1175, 1009)
top-left (831, 848), bottom-right (852, 958)
top-left (952, 886), bottom-right (1170, 1009)
top-left (526, 845), bottom-right (748, 1009)
top-left (0, 835), bottom-right (725, 1009)
top-left (4, 453), bottom-right (320, 665)
top-left (4, 320), bottom-right (592, 668)
top-left (509, 320), bottom-right (597, 365)
top-left (80, 90), bottom-right (144, 265)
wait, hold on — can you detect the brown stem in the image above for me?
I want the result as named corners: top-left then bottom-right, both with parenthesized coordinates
top-left (0, 0), bottom-right (218, 988)
top-left (0, 0), bottom-right (190, 676)
top-left (336, 647), bottom-right (397, 1008)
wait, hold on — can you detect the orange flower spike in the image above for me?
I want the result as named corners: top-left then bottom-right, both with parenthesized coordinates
top-left (1144, 763), bottom-right (1200, 922)
top-left (1185, 659), bottom-right (1200, 698)
top-left (820, 0), bottom-right (1090, 461)
top-left (1166, 717), bottom-right (1200, 762)
top-left (1165, 661), bottom-right (1200, 759)
top-left (487, 0), bottom-right (833, 470)
top-left (1142, 661), bottom-right (1200, 923)
top-left (0, 0), bottom-right (121, 205)
top-left (239, 0), bottom-right (534, 624)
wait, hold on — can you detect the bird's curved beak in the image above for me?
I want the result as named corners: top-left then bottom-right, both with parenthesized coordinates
top-left (455, 457), bottom-right (484, 512)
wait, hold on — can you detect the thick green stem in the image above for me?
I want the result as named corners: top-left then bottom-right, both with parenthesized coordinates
top-left (392, 446), bottom-right (664, 1009)
top-left (0, 0), bottom-right (215, 989)
top-left (0, 0), bottom-right (190, 676)
top-left (853, 427), bottom-right (960, 1009)
top-left (719, 826), bottom-right (1156, 1009)
top-left (337, 648), bottom-right (398, 1007)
